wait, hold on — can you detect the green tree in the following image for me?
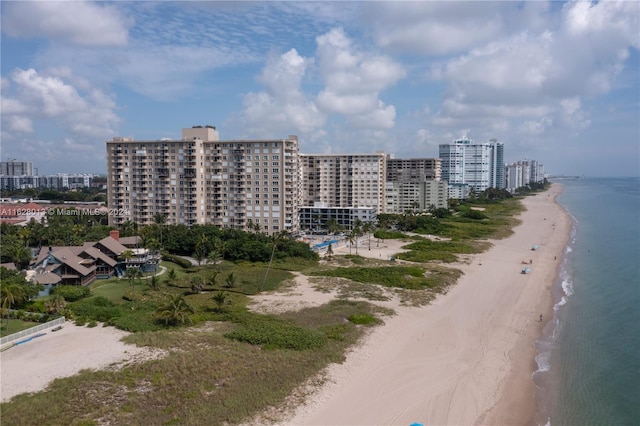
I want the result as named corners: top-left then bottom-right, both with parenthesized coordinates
top-left (125, 267), bottom-right (142, 290)
top-left (155, 294), bottom-right (194, 326)
top-left (207, 249), bottom-right (220, 270)
top-left (165, 268), bottom-right (177, 286)
top-left (190, 276), bottom-right (204, 294)
top-left (1, 269), bottom-right (33, 329)
top-left (207, 269), bottom-right (219, 288)
top-left (346, 232), bottom-right (355, 255)
top-left (224, 272), bottom-right (236, 289)
top-left (148, 274), bottom-right (160, 291)
top-left (212, 291), bottom-right (227, 313)
top-left (120, 250), bottom-right (134, 267)
top-left (154, 213), bottom-right (167, 247)
top-left (10, 243), bottom-right (31, 269)
top-left (45, 294), bottom-right (67, 315)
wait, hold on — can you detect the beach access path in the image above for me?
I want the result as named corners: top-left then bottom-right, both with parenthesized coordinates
top-left (279, 184), bottom-right (570, 425)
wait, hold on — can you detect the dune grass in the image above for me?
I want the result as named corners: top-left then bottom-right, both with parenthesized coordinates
top-left (1, 196), bottom-right (530, 424)
top-left (0, 301), bottom-right (383, 426)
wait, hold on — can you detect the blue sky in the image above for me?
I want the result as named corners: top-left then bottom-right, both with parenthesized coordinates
top-left (1, 1), bottom-right (638, 176)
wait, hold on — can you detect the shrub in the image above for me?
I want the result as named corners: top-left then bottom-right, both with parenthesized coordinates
top-left (225, 316), bottom-right (326, 351)
top-left (52, 285), bottom-right (91, 302)
top-left (68, 296), bottom-right (121, 323)
top-left (462, 209), bottom-right (488, 220)
top-left (160, 252), bottom-right (193, 269)
top-left (348, 313), bottom-right (378, 325)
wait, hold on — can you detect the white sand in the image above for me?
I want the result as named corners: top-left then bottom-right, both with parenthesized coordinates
top-left (1, 185), bottom-right (570, 425)
top-left (1, 322), bottom-right (162, 402)
top-left (274, 184), bottom-right (570, 425)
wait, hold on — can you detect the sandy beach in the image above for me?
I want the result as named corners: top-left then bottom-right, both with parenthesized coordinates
top-left (0, 184), bottom-right (569, 425)
top-left (0, 323), bottom-right (162, 402)
top-left (274, 184), bottom-right (570, 425)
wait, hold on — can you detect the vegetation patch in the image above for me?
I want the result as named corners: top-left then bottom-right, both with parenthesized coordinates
top-left (312, 266), bottom-right (438, 290)
top-left (395, 239), bottom-right (486, 263)
top-left (224, 316), bottom-right (326, 351)
top-left (51, 285), bottom-right (91, 302)
top-left (348, 313), bottom-right (378, 325)
top-left (1, 301), bottom-right (383, 426)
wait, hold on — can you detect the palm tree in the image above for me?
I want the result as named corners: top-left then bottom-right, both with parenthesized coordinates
top-left (212, 291), bottom-right (227, 313)
top-left (190, 276), bottom-right (204, 294)
top-left (346, 232), bottom-right (355, 255)
top-left (155, 294), bottom-right (194, 326)
top-left (193, 249), bottom-right (206, 267)
top-left (125, 267), bottom-right (142, 290)
top-left (326, 243), bottom-right (334, 259)
top-left (207, 249), bottom-right (220, 270)
top-left (214, 238), bottom-right (227, 264)
top-left (165, 268), bottom-right (177, 287)
top-left (9, 243), bottom-right (31, 269)
top-left (207, 269), bottom-right (219, 288)
top-left (148, 274), bottom-right (160, 291)
top-left (224, 272), bottom-right (236, 289)
top-left (120, 249), bottom-right (134, 268)
top-left (362, 222), bottom-right (373, 250)
top-left (153, 213), bottom-right (167, 248)
top-left (1, 281), bottom-right (25, 329)
top-left (259, 231), bottom-right (288, 291)
top-left (45, 294), bottom-right (66, 315)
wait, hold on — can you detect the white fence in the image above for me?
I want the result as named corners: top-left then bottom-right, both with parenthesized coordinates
top-left (1, 317), bottom-right (66, 346)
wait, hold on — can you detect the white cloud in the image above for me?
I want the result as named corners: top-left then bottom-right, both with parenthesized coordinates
top-left (241, 49), bottom-right (325, 136)
top-left (363, 2), bottom-right (510, 55)
top-left (426, 0), bottom-right (638, 146)
top-left (314, 28), bottom-right (404, 128)
top-left (1, 1), bottom-right (131, 47)
top-left (6, 116), bottom-right (33, 134)
top-left (2, 68), bottom-right (119, 141)
top-left (316, 91), bottom-right (377, 115)
top-left (347, 101), bottom-right (396, 130)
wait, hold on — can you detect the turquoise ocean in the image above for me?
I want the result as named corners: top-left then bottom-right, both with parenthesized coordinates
top-left (533, 177), bottom-right (640, 426)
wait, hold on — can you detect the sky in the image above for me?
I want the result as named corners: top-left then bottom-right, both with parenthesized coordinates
top-left (1, 1), bottom-right (639, 177)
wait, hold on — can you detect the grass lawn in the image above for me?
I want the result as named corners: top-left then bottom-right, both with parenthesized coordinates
top-left (0, 319), bottom-right (41, 337)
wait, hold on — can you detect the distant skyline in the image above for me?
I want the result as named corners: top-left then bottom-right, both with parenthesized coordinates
top-left (1, 1), bottom-right (638, 177)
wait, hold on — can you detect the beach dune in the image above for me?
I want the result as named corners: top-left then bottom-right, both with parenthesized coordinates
top-left (1, 323), bottom-right (161, 402)
top-left (281, 184), bottom-right (570, 425)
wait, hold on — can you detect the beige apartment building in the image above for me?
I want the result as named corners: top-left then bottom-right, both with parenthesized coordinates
top-left (300, 153), bottom-right (387, 214)
top-left (106, 126), bottom-right (300, 234)
top-left (384, 157), bottom-right (447, 213)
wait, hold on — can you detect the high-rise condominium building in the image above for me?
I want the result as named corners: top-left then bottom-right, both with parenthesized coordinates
top-left (106, 126), bottom-right (300, 234)
top-left (0, 160), bottom-right (34, 176)
top-left (439, 138), bottom-right (505, 198)
top-left (300, 153), bottom-right (386, 214)
top-left (505, 159), bottom-right (545, 193)
top-left (385, 157), bottom-right (447, 212)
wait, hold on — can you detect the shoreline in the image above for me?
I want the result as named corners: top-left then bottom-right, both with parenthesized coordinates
top-left (279, 183), bottom-right (571, 425)
top-left (478, 184), bottom-right (570, 425)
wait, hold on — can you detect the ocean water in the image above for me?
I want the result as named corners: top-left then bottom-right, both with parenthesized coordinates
top-left (534, 177), bottom-right (640, 426)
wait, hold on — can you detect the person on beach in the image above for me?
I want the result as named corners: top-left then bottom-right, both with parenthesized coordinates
top-left (539, 314), bottom-right (543, 322)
